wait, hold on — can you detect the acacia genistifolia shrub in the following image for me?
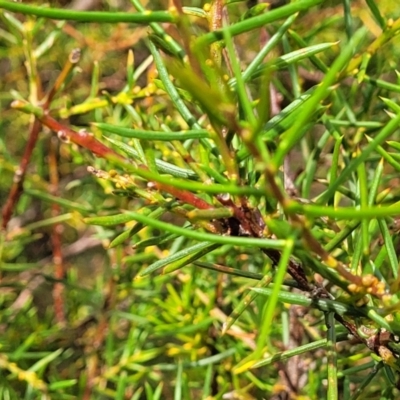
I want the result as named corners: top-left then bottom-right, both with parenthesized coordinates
top-left (1, 0), bottom-right (400, 398)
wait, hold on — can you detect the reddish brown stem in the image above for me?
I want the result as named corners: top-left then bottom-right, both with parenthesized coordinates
top-left (154, 181), bottom-right (214, 210)
top-left (1, 118), bottom-right (42, 230)
top-left (39, 113), bottom-right (124, 161)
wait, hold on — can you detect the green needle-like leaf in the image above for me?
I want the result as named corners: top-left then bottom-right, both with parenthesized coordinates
top-left (126, 211), bottom-right (286, 249)
top-left (97, 123), bottom-right (211, 140)
top-left (137, 241), bottom-right (218, 277)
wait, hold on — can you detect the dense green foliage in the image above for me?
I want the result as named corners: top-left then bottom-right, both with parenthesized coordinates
top-left (2, 1), bottom-right (400, 399)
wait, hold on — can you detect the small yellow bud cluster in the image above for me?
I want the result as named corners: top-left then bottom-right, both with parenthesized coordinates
top-left (348, 274), bottom-right (386, 297)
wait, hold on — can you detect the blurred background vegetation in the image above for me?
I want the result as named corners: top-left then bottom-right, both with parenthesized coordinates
top-left (1, 1), bottom-right (400, 399)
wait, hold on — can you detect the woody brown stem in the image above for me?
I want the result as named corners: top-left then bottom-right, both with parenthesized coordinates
top-left (1, 118), bottom-right (41, 230)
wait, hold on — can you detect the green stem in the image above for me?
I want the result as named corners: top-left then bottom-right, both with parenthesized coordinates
top-left (0, 1), bottom-right (175, 23)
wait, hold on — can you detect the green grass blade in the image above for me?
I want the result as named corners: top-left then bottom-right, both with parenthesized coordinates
top-left (365, 0), bottom-right (385, 29)
top-left (326, 312), bottom-right (338, 400)
top-left (174, 361), bottom-right (183, 400)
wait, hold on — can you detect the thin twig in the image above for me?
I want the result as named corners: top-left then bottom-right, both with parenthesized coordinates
top-left (1, 118), bottom-right (41, 230)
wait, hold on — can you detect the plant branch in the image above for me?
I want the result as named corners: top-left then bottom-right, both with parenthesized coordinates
top-left (1, 118), bottom-right (41, 230)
